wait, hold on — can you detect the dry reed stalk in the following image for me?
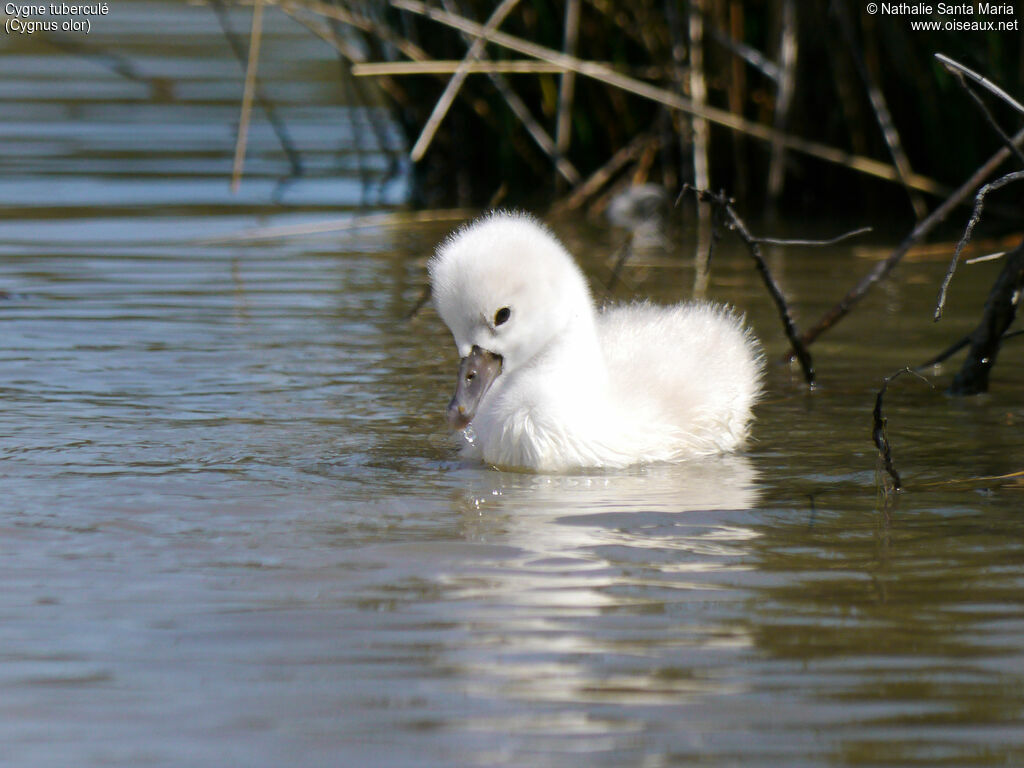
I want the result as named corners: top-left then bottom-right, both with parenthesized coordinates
top-left (213, 0), bottom-right (302, 179)
top-left (351, 61), bottom-right (567, 75)
top-left (278, 5), bottom-right (416, 110)
top-left (273, 0), bottom-right (430, 62)
top-left (861, 77), bottom-right (926, 220)
top-left (688, 0), bottom-right (711, 296)
top-left (431, 0), bottom-right (580, 185)
top-left (552, 132), bottom-right (653, 212)
top-left (388, 0), bottom-right (947, 196)
top-left (555, 0), bottom-right (580, 185)
top-left (281, 5), bottom-right (367, 62)
top-left (410, 0), bottom-right (522, 162)
top-left (231, 0), bottom-right (264, 192)
top-left (195, 209), bottom-right (475, 245)
top-left (726, 1), bottom-right (748, 201)
top-left (832, 1), bottom-right (926, 219)
top-left (482, 69), bottom-right (582, 185)
top-left (766, 0), bottom-right (796, 207)
top-left (688, 0), bottom-right (709, 194)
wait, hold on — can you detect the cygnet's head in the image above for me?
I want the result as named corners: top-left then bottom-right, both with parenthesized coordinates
top-left (428, 211), bottom-right (593, 430)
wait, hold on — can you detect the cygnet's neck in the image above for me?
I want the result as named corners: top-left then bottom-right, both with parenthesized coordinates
top-left (513, 299), bottom-right (610, 410)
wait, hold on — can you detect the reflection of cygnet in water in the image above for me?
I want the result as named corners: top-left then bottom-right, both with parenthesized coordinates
top-left (454, 455), bottom-right (762, 560)
top-left (430, 212), bottom-right (763, 471)
top-left (447, 455), bottom-right (763, 690)
top-left (607, 183), bottom-right (669, 250)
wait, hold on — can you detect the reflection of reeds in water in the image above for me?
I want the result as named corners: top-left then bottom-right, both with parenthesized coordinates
top-left (213, 0), bottom-right (1022, 217)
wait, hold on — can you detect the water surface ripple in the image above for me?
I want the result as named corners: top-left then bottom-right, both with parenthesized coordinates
top-left (3, 3), bottom-right (1024, 766)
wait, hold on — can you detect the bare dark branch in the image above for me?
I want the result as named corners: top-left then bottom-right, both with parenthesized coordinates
top-left (949, 238), bottom-right (1024, 395)
top-left (678, 185), bottom-right (816, 386)
top-left (917, 325), bottom-right (1024, 370)
top-left (794, 124), bottom-right (1024, 356)
top-left (873, 367), bottom-right (933, 493)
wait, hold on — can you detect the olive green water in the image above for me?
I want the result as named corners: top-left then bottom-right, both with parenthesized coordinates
top-left (3, 3), bottom-right (1024, 766)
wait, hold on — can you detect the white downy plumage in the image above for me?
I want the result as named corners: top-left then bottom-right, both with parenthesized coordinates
top-left (429, 211), bottom-right (764, 472)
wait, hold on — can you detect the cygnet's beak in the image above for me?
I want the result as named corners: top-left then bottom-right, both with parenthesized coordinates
top-left (447, 345), bottom-right (503, 430)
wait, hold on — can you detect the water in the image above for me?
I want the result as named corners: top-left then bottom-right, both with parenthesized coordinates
top-left (3, 3), bottom-right (1024, 766)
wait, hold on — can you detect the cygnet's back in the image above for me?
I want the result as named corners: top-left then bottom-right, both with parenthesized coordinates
top-left (597, 301), bottom-right (763, 457)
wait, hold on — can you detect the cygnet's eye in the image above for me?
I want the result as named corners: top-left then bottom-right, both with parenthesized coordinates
top-left (494, 307), bottom-right (511, 326)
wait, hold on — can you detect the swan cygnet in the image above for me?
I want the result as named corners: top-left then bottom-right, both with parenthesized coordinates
top-left (428, 211), bottom-right (764, 472)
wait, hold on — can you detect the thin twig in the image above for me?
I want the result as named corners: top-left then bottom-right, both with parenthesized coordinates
top-left (390, 0), bottom-right (948, 195)
top-left (231, 0), bottom-right (264, 193)
top-left (409, 0), bottom-right (522, 162)
top-left (678, 185), bottom-right (816, 387)
top-left (753, 226), bottom-right (872, 246)
top-left (872, 367), bottom-right (933, 493)
top-left (934, 170), bottom-right (1024, 320)
top-left (965, 250), bottom-right (1008, 265)
top-left (935, 53), bottom-right (1024, 116)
